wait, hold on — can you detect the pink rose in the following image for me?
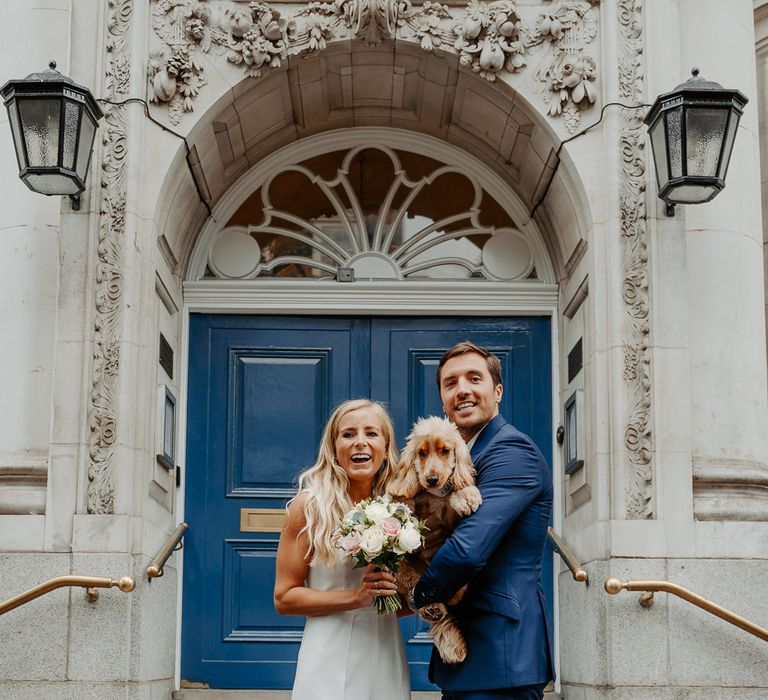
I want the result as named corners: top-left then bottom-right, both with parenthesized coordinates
top-left (339, 531), bottom-right (362, 555)
top-left (381, 517), bottom-right (401, 537)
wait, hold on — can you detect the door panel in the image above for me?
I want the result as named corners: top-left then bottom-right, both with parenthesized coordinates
top-left (182, 314), bottom-right (552, 690)
top-left (371, 318), bottom-right (553, 690)
top-left (182, 316), bottom-right (369, 688)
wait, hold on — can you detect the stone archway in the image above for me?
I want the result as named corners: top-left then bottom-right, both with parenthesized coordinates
top-left (152, 42), bottom-right (593, 283)
top-left (149, 24), bottom-right (598, 693)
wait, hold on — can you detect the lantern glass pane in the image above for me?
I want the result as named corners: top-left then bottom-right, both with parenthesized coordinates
top-left (7, 102), bottom-right (25, 170)
top-left (24, 172), bottom-right (80, 196)
top-left (75, 112), bottom-right (96, 180)
top-left (62, 99), bottom-right (81, 171)
top-left (666, 109), bottom-right (683, 178)
top-left (18, 98), bottom-right (60, 167)
top-left (717, 112), bottom-right (740, 180)
top-left (649, 119), bottom-right (669, 189)
top-left (685, 108), bottom-right (728, 177)
top-left (667, 184), bottom-right (718, 204)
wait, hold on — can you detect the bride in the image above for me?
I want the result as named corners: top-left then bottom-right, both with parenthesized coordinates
top-left (274, 399), bottom-right (411, 700)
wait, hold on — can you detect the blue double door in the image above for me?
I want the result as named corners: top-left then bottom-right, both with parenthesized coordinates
top-left (182, 314), bottom-right (552, 690)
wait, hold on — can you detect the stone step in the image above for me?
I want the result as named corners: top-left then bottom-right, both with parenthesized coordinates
top-left (174, 690), bottom-right (560, 699)
top-left (174, 693), bottom-right (442, 699)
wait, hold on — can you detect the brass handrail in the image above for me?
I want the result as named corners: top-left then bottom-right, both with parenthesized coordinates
top-left (547, 526), bottom-right (589, 584)
top-left (0, 575), bottom-right (135, 616)
top-left (604, 578), bottom-right (768, 643)
top-left (147, 521), bottom-right (188, 579)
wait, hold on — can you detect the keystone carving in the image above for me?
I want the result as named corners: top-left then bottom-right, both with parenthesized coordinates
top-left (149, 0), bottom-right (602, 132)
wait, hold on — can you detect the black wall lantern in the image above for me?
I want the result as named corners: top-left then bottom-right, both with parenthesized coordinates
top-left (0, 61), bottom-right (103, 209)
top-left (645, 68), bottom-right (748, 215)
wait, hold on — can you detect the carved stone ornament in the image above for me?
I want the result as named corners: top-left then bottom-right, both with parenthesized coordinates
top-left (527, 1), bottom-right (599, 132)
top-left (149, 0), bottom-right (602, 131)
top-left (88, 0), bottom-right (132, 514)
top-left (617, 0), bottom-right (653, 519)
top-left (451, 1), bottom-right (527, 81)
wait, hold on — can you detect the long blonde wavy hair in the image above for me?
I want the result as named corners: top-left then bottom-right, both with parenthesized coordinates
top-left (294, 399), bottom-right (400, 566)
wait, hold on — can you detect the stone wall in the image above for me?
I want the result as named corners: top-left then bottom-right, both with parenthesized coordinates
top-left (0, 552), bottom-right (177, 699)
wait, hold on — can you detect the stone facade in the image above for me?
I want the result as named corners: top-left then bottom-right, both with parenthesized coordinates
top-left (1, 0), bottom-right (767, 698)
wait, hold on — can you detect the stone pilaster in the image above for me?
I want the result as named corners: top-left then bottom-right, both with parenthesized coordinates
top-left (680, 0), bottom-right (768, 521)
top-left (0, 1), bottom-right (72, 520)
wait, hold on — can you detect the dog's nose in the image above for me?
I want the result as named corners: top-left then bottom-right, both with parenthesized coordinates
top-left (426, 476), bottom-right (439, 487)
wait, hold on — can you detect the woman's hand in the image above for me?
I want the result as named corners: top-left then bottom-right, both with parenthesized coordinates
top-left (357, 564), bottom-right (398, 607)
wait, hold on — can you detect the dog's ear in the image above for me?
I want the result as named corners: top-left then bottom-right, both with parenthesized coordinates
top-left (387, 441), bottom-right (421, 499)
top-left (451, 435), bottom-right (476, 491)
top-left (388, 462), bottom-right (420, 499)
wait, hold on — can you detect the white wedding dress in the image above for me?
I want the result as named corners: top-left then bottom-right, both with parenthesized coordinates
top-left (291, 555), bottom-right (410, 700)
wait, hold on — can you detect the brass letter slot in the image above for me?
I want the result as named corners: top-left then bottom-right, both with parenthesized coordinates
top-left (240, 508), bottom-right (286, 533)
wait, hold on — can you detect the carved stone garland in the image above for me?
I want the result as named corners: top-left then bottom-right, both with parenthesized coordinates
top-left (528, 0), bottom-right (599, 132)
top-left (148, 0), bottom-right (601, 132)
top-left (618, 0), bottom-right (653, 519)
top-left (87, 0), bottom-right (132, 514)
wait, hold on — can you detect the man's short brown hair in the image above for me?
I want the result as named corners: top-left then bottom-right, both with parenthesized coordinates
top-left (436, 341), bottom-right (503, 389)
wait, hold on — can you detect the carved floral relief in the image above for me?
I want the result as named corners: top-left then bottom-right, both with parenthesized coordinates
top-left (617, 0), bottom-right (653, 519)
top-left (452, 1), bottom-right (526, 81)
top-left (88, 0), bottom-right (133, 514)
top-left (528, 1), bottom-right (599, 131)
top-left (149, 0), bottom-right (602, 132)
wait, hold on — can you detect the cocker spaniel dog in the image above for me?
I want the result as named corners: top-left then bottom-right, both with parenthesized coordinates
top-left (386, 416), bottom-right (482, 663)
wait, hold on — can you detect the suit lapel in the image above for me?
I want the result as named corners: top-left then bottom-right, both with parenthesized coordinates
top-left (469, 414), bottom-right (507, 463)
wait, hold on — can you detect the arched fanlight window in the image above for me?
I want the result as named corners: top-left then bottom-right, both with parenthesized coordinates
top-left (206, 146), bottom-right (541, 283)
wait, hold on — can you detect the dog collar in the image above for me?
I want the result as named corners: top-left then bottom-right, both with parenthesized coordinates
top-left (426, 483), bottom-right (452, 498)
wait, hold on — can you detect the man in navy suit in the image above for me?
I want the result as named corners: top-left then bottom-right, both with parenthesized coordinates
top-left (409, 341), bottom-right (554, 700)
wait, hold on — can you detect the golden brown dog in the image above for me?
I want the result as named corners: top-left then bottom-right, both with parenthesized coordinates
top-left (387, 416), bottom-right (482, 663)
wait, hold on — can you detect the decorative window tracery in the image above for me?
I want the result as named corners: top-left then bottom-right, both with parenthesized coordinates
top-left (206, 145), bottom-right (542, 282)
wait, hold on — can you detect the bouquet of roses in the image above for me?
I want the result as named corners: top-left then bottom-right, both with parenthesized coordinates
top-left (335, 495), bottom-right (425, 614)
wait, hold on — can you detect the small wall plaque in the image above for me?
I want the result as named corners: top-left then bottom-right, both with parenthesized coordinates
top-left (159, 333), bottom-right (174, 379)
top-left (564, 390), bottom-right (584, 474)
top-left (156, 384), bottom-right (176, 470)
top-left (567, 338), bottom-right (583, 383)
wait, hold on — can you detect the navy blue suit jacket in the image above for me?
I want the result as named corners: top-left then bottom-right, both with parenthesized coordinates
top-left (412, 414), bottom-right (554, 691)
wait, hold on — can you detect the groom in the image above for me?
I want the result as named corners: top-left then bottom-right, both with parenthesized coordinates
top-left (409, 341), bottom-right (555, 700)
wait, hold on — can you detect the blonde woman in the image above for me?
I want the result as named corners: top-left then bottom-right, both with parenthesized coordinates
top-left (274, 399), bottom-right (410, 700)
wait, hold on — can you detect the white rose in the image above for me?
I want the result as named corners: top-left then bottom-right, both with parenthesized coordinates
top-left (360, 526), bottom-right (386, 557)
top-left (339, 531), bottom-right (362, 555)
top-left (397, 525), bottom-right (422, 553)
top-left (365, 502), bottom-right (390, 524)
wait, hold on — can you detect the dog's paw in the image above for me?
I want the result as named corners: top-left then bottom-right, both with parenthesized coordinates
top-left (450, 486), bottom-right (482, 516)
top-left (431, 619), bottom-right (468, 664)
top-left (419, 603), bottom-right (447, 623)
